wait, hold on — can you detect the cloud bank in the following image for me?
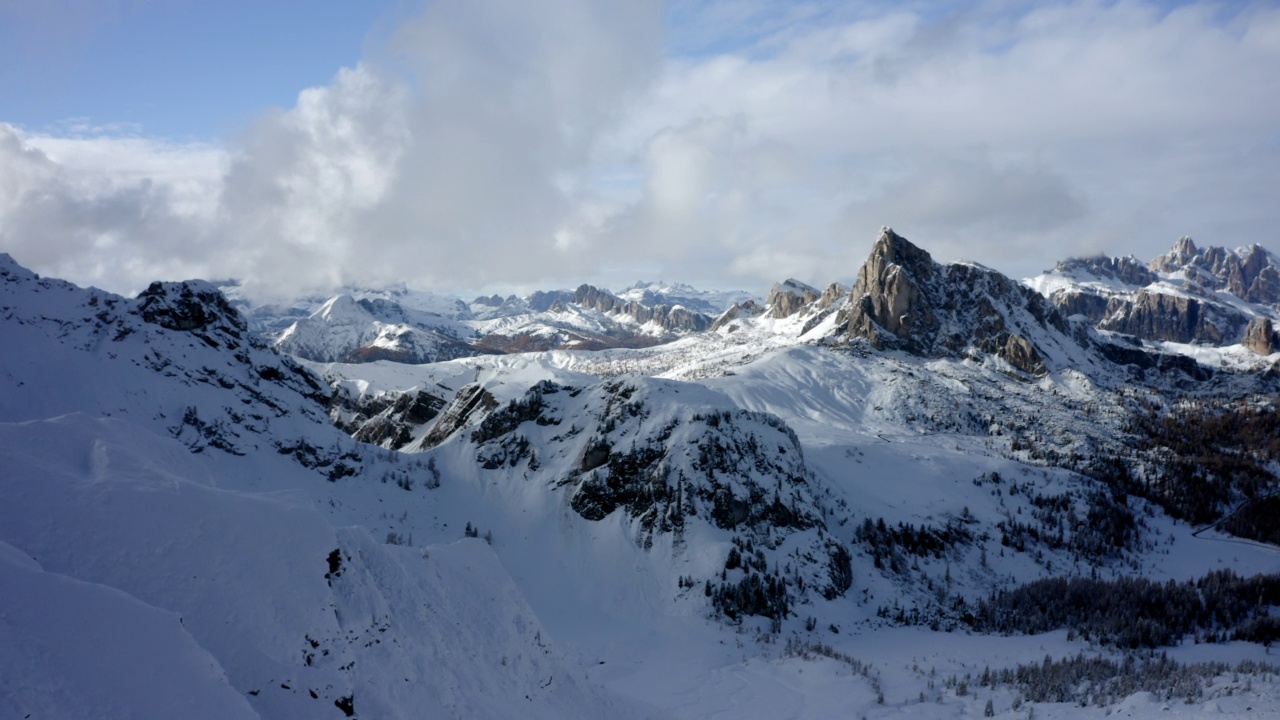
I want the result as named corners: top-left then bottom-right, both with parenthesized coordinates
top-left (2, 0), bottom-right (1278, 299)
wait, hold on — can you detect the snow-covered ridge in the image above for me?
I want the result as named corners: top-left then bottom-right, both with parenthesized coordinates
top-left (1027, 237), bottom-right (1280, 358)
top-left (235, 277), bottom-right (762, 365)
top-left (8, 239), bottom-right (1280, 720)
top-left (0, 255), bottom-right (654, 718)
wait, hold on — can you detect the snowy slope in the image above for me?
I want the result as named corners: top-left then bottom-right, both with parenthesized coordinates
top-left (275, 294), bottom-right (482, 364)
top-left (0, 254), bottom-right (654, 719)
top-left (7, 248), bottom-right (1280, 720)
top-left (616, 280), bottom-right (759, 316)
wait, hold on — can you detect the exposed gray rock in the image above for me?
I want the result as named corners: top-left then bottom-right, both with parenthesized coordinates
top-left (764, 279), bottom-right (819, 319)
top-left (1149, 237), bottom-right (1280, 305)
top-left (1243, 317), bottom-right (1279, 355)
top-left (1097, 290), bottom-right (1237, 345)
top-left (815, 282), bottom-right (848, 311)
top-left (1041, 237), bottom-right (1279, 350)
top-left (572, 284), bottom-right (713, 333)
top-left (1053, 255), bottom-right (1157, 287)
top-left (833, 228), bottom-right (1067, 374)
top-left (137, 281), bottom-right (248, 338)
top-left (408, 384), bottom-right (499, 451)
top-left (709, 300), bottom-right (765, 332)
top-left (1050, 289), bottom-right (1111, 324)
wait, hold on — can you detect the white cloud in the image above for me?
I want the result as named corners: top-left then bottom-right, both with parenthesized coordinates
top-left (2, 0), bottom-right (1278, 298)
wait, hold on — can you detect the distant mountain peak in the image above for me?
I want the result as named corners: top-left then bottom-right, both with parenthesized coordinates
top-left (136, 280), bottom-right (248, 337)
top-left (873, 226), bottom-right (935, 273)
top-left (835, 229), bottom-right (1072, 375)
top-left (1147, 237), bottom-right (1280, 304)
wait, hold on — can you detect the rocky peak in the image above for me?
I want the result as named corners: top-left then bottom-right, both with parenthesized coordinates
top-left (815, 282), bottom-right (848, 311)
top-left (1150, 236), bottom-right (1199, 273)
top-left (572, 284), bottom-right (623, 314)
top-left (527, 289), bottom-right (574, 313)
top-left (764, 279), bottom-right (819, 319)
top-left (572, 283), bottom-right (712, 333)
top-left (1243, 317), bottom-right (1279, 355)
top-left (834, 228), bottom-right (1071, 375)
top-left (837, 228), bottom-right (937, 347)
top-left (135, 280), bottom-right (248, 339)
top-left (1148, 237), bottom-right (1280, 305)
top-left (709, 300), bottom-right (765, 332)
top-left (1053, 255), bottom-right (1157, 287)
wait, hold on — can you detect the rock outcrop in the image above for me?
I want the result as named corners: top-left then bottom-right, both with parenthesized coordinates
top-left (407, 384), bottom-right (500, 452)
top-left (137, 280), bottom-right (248, 339)
top-left (1053, 255), bottom-right (1157, 287)
top-left (1037, 237), bottom-right (1279, 349)
top-left (709, 300), bottom-right (765, 332)
top-left (764, 279), bottom-right (819, 319)
top-left (1096, 290), bottom-right (1237, 345)
top-left (1150, 237), bottom-right (1280, 305)
top-left (571, 284), bottom-right (712, 333)
top-left (333, 389), bottom-right (448, 450)
top-left (834, 228), bottom-right (1070, 375)
top-left (1243, 317), bottom-right (1279, 355)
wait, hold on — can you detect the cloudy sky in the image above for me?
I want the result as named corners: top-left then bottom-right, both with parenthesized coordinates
top-left (1, 0), bottom-right (1277, 300)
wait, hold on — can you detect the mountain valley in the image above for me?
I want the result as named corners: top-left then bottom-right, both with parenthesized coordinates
top-left (4, 229), bottom-right (1280, 719)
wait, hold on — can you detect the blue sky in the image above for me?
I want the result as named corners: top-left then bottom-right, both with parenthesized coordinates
top-left (0, 0), bottom-right (1278, 298)
top-left (0, 0), bottom-right (403, 140)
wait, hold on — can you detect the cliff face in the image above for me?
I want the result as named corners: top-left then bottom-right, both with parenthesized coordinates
top-left (709, 300), bottom-right (765, 331)
top-left (764, 280), bottom-right (820, 319)
top-left (1035, 237), bottom-right (1280, 350)
top-left (1096, 290), bottom-right (1239, 345)
top-left (572, 284), bottom-right (712, 333)
top-left (1053, 255), bottom-right (1158, 288)
top-left (1243, 317), bottom-right (1280, 355)
top-left (833, 228), bottom-right (1071, 375)
top-left (1150, 237), bottom-right (1280, 305)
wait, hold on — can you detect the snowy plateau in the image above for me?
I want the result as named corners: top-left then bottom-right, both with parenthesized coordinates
top-left (3, 228), bottom-right (1280, 720)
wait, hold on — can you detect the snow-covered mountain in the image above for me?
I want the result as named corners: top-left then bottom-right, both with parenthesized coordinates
top-left (1028, 236), bottom-right (1280, 358)
top-left (616, 280), bottom-right (758, 317)
top-left (0, 254), bottom-right (651, 719)
top-left (275, 293), bottom-right (483, 364)
top-left (7, 226), bottom-right (1280, 720)
top-left (230, 279), bottom-right (758, 364)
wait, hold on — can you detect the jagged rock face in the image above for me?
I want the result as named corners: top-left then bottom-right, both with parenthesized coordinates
top-left (840, 229), bottom-right (938, 344)
top-left (1053, 256), bottom-right (1157, 287)
top-left (137, 281), bottom-right (248, 338)
top-left (1038, 237), bottom-right (1280, 352)
top-left (333, 388), bottom-right (447, 450)
top-left (408, 384), bottom-right (499, 451)
top-left (835, 229), bottom-right (1066, 374)
top-left (709, 300), bottom-right (765, 331)
top-left (764, 279), bottom-right (819, 319)
top-left (526, 289), bottom-right (575, 312)
top-left (1097, 290), bottom-right (1236, 345)
top-left (815, 282), bottom-right (847, 311)
top-left (572, 284), bottom-right (712, 333)
top-left (1050, 289), bottom-right (1111, 323)
top-left (459, 377), bottom-right (853, 608)
top-left (572, 284), bottom-right (622, 314)
top-left (1150, 237), bottom-right (1280, 305)
top-left (1244, 317), bottom-right (1279, 355)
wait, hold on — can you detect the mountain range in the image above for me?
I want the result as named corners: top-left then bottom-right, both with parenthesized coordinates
top-left (4, 229), bottom-right (1280, 720)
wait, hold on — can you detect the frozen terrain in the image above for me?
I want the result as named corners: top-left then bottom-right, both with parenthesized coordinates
top-left (4, 238), bottom-right (1280, 719)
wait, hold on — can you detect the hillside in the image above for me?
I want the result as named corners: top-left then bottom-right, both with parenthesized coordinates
top-left (5, 233), bottom-right (1280, 719)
